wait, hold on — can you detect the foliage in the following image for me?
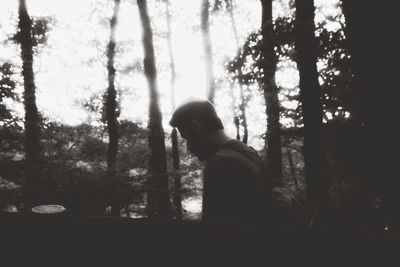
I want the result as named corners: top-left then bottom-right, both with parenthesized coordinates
top-left (0, 117), bottom-right (154, 215)
top-left (81, 91), bottom-right (121, 125)
top-left (0, 62), bottom-right (24, 159)
top-left (117, 120), bottom-right (149, 173)
top-left (31, 17), bottom-right (53, 48)
top-left (316, 16), bottom-right (353, 118)
top-left (211, 0), bottom-right (232, 13)
top-left (227, 14), bottom-right (352, 125)
top-left (227, 31), bottom-right (262, 86)
top-left (227, 16), bottom-right (296, 86)
top-left (9, 16), bottom-right (53, 53)
top-left (0, 62), bottom-right (19, 123)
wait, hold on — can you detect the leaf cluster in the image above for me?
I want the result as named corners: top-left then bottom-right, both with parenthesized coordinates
top-left (227, 13), bottom-right (353, 124)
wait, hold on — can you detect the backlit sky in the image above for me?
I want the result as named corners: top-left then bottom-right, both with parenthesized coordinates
top-left (0, 0), bottom-right (341, 150)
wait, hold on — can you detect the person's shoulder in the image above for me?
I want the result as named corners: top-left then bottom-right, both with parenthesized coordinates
top-left (205, 147), bottom-right (243, 172)
top-left (217, 140), bottom-right (261, 162)
top-left (205, 142), bottom-right (260, 175)
top-left (206, 152), bottom-right (236, 169)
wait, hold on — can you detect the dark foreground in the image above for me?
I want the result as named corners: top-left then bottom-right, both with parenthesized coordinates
top-left (0, 214), bottom-right (398, 266)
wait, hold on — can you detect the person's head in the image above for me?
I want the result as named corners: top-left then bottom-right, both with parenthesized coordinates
top-left (169, 100), bottom-right (225, 160)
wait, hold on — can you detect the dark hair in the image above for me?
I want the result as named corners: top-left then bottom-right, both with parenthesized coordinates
top-left (169, 100), bottom-right (224, 131)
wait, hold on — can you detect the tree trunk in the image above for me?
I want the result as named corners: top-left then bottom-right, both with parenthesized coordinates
top-left (260, 0), bottom-right (282, 186)
top-left (239, 89), bottom-right (248, 144)
top-left (340, 0), bottom-right (365, 124)
top-left (137, 0), bottom-right (171, 219)
top-left (201, 0), bottom-right (216, 103)
top-left (229, 81), bottom-right (241, 141)
top-left (286, 149), bottom-right (299, 189)
top-left (165, 0), bottom-right (182, 219)
top-left (294, 0), bottom-right (329, 226)
top-left (228, 0), bottom-right (248, 144)
top-left (341, 0), bottom-right (398, 226)
top-left (105, 0), bottom-right (121, 217)
top-left (171, 128), bottom-right (182, 219)
top-left (340, 0), bottom-right (374, 201)
top-left (18, 0), bottom-right (42, 208)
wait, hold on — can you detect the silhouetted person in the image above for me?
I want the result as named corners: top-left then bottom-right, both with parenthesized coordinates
top-left (170, 100), bottom-right (268, 224)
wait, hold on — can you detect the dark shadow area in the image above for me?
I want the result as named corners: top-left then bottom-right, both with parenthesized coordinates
top-left (1, 214), bottom-right (398, 266)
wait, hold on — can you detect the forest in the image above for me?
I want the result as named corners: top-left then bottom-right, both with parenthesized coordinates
top-left (0, 0), bottom-right (398, 264)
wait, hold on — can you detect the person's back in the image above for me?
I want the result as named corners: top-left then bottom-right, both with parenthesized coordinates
top-left (202, 139), bottom-right (267, 224)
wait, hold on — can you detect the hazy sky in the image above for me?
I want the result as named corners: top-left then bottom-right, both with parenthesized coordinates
top-left (0, 0), bottom-right (341, 150)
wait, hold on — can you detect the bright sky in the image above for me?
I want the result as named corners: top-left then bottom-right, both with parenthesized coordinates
top-left (0, 0), bottom-right (341, 150)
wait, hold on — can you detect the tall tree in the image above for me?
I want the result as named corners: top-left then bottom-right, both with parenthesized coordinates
top-left (105, 0), bottom-right (121, 216)
top-left (340, 0), bottom-right (366, 124)
top-left (340, 0), bottom-right (371, 201)
top-left (137, 0), bottom-right (171, 219)
top-left (341, 0), bottom-right (398, 226)
top-left (294, 0), bottom-right (328, 226)
top-left (164, 0), bottom-right (182, 219)
top-left (201, 0), bottom-right (216, 103)
top-left (260, 0), bottom-right (282, 186)
top-left (18, 0), bottom-right (43, 208)
top-left (227, 0), bottom-right (248, 144)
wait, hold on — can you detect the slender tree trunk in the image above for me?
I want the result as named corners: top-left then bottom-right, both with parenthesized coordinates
top-left (201, 0), bottom-right (216, 103)
top-left (137, 0), bottom-right (171, 219)
top-left (18, 0), bottom-right (42, 208)
top-left (286, 149), bottom-right (299, 189)
top-left (105, 0), bottom-right (121, 217)
top-left (294, 0), bottom-right (329, 226)
top-left (286, 149), bottom-right (296, 177)
top-left (227, 0), bottom-right (248, 144)
top-left (229, 81), bottom-right (241, 140)
top-left (165, 0), bottom-right (182, 219)
top-left (260, 0), bottom-right (282, 186)
top-left (239, 88), bottom-right (248, 144)
top-left (165, 0), bottom-right (176, 112)
top-left (171, 128), bottom-right (182, 219)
